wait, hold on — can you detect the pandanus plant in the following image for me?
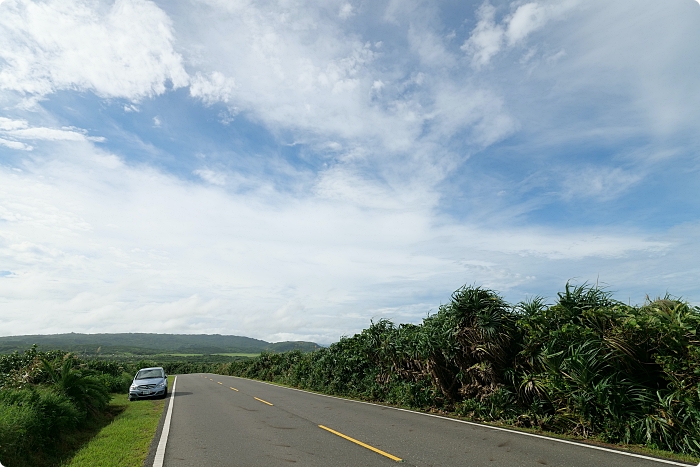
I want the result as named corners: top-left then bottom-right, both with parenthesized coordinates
top-left (41, 355), bottom-right (110, 417)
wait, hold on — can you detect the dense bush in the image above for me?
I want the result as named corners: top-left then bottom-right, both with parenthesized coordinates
top-left (218, 283), bottom-right (700, 456)
top-left (42, 357), bottom-right (111, 416)
top-left (0, 387), bottom-right (80, 465)
top-left (0, 348), bottom-right (116, 466)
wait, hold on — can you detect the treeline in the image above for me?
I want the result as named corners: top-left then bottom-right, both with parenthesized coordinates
top-left (136, 358), bottom-right (230, 375)
top-left (216, 284), bottom-right (700, 456)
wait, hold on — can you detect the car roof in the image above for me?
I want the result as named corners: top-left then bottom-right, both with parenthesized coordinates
top-left (138, 367), bottom-right (164, 371)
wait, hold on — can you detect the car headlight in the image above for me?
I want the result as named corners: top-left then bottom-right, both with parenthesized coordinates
top-left (130, 385), bottom-right (137, 390)
top-left (156, 381), bottom-right (166, 387)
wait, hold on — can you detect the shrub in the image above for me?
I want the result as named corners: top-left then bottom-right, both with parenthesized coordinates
top-left (0, 387), bottom-right (79, 467)
top-left (42, 356), bottom-right (111, 417)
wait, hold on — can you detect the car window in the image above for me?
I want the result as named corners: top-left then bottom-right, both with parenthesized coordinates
top-left (136, 369), bottom-right (164, 379)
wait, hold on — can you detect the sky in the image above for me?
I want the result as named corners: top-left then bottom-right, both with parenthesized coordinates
top-left (0, 0), bottom-right (699, 344)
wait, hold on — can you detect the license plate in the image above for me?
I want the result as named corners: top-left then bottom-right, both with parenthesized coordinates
top-left (141, 390), bottom-right (152, 395)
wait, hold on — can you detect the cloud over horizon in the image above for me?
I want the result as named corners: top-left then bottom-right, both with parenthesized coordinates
top-left (0, 0), bottom-right (699, 343)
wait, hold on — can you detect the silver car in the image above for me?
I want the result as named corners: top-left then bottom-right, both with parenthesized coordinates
top-left (128, 367), bottom-right (168, 401)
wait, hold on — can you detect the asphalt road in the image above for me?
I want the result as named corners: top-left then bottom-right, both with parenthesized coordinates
top-left (162, 373), bottom-right (693, 467)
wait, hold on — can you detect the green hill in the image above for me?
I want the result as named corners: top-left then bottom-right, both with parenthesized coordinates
top-left (0, 333), bottom-right (321, 356)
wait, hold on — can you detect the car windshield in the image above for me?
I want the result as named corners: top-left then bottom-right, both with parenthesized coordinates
top-left (136, 369), bottom-right (164, 379)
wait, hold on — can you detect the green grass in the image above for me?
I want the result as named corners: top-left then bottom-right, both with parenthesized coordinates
top-left (158, 353), bottom-right (203, 357)
top-left (61, 379), bottom-right (171, 467)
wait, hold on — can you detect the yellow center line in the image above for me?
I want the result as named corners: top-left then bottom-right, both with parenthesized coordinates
top-left (318, 425), bottom-right (402, 462)
top-left (230, 387), bottom-right (239, 391)
top-left (254, 397), bottom-right (274, 406)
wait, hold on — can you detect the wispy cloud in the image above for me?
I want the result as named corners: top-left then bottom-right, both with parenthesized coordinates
top-left (0, 118), bottom-right (104, 145)
top-left (462, 1), bottom-right (579, 68)
top-left (0, 137), bottom-right (32, 151)
top-left (560, 166), bottom-right (644, 201)
top-left (194, 168), bottom-right (227, 186)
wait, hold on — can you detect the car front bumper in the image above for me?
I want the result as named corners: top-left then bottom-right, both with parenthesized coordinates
top-left (129, 386), bottom-right (167, 398)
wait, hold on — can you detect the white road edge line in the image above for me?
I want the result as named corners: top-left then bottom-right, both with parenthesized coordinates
top-left (153, 376), bottom-right (177, 467)
top-left (217, 374), bottom-right (695, 467)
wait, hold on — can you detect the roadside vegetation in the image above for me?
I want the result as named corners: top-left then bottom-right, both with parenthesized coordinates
top-left (0, 348), bottom-right (187, 466)
top-left (0, 346), bottom-right (131, 466)
top-left (0, 345), bottom-right (222, 466)
top-left (4, 282), bottom-right (698, 463)
top-left (217, 283), bottom-right (700, 459)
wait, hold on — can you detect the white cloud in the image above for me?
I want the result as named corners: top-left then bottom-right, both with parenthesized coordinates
top-left (462, 1), bottom-right (578, 68)
top-left (0, 0), bottom-right (188, 100)
top-left (0, 137), bottom-right (32, 150)
top-left (7, 127), bottom-right (99, 142)
top-left (461, 2), bottom-right (504, 69)
top-left (0, 117), bottom-right (104, 144)
top-left (177, 0), bottom-right (515, 164)
top-left (506, 3), bottom-right (551, 45)
top-left (0, 117), bottom-right (28, 131)
top-left (0, 138), bottom-right (689, 341)
top-left (189, 72), bottom-right (236, 104)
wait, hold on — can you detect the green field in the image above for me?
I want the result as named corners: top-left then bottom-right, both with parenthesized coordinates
top-left (157, 353), bottom-right (205, 357)
top-left (213, 352), bottom-right (260, 357)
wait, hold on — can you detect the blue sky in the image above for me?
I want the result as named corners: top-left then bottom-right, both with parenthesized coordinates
top-left (1, 0), bottom-right (699, 344)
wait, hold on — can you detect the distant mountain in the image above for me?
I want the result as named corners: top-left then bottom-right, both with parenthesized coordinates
top-left (0, 333), bottom-right (322, 355)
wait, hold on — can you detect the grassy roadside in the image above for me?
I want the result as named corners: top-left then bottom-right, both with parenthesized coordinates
top-left (61, 376), bottom-right (173, 467)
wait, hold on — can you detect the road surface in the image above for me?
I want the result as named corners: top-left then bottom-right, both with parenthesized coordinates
top-left (159, 373), bottom-right (694, 467)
